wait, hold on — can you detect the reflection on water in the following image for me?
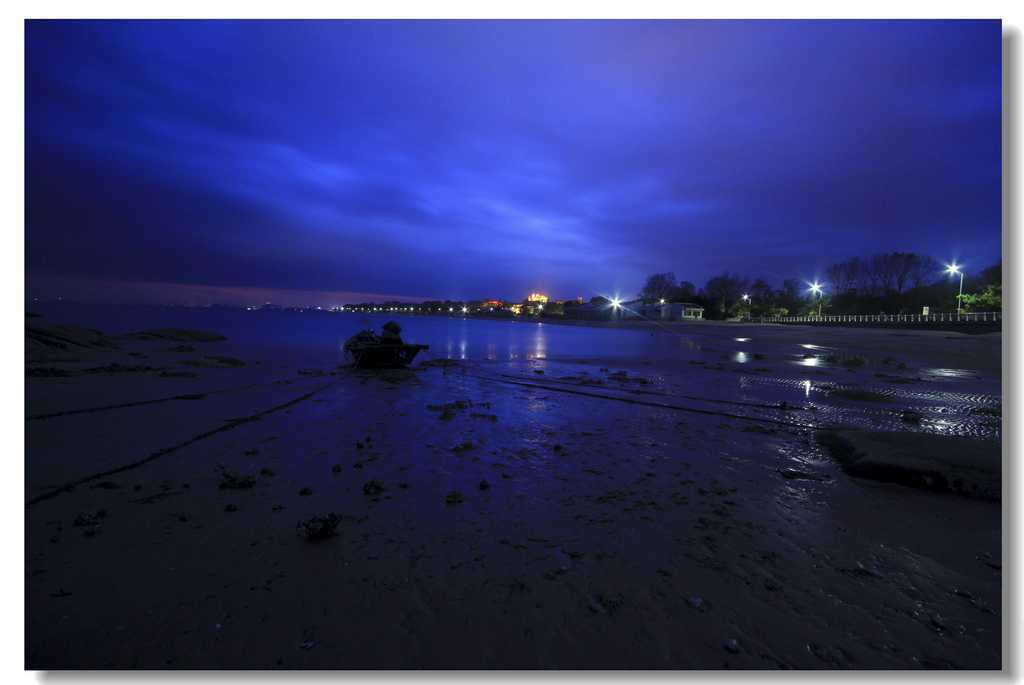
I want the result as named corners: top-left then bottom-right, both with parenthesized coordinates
top-left (921, 368), bottom-right (983, 381)
top-left (366, 315), bottom-right (708, 362)
top-left (733, 375), bottom-right (1000, 441)
top-left (529, 325), bottom-right (547, 359)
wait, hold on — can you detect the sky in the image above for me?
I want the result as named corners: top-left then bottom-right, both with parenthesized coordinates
top-left (23, 18), bottom-right (1004, 307)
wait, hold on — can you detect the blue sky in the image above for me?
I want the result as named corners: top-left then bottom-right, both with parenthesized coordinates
top-left (24, 19), bottom-right (1003, 306)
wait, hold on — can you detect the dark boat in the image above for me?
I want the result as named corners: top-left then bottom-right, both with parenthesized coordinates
top-left (343, 323), bottom-right (428, 368)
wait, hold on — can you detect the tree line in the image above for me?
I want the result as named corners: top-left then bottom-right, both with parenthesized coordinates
top-left (639, 253), bottom-right (1001, 320)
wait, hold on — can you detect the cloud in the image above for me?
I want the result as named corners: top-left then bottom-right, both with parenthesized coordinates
top-left (25, 19), bottom-right (1003, 304)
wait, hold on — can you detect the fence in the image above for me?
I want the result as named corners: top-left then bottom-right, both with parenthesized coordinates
top-left (749, 312), bottom-right (1001, 325)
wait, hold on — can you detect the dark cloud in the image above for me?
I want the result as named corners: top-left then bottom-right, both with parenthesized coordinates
top-left (25, 19), bottom-right (1002, 305)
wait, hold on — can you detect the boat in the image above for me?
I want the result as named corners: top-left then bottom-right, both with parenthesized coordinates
top-left (343, 324), bottom-right (428, 368)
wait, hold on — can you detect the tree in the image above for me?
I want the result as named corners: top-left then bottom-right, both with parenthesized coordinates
top-left (906, 255), bottom-right (938, 290)
top-left (960, 284), bottom-right (1001, 312)
top-left (825, 257), bottom-right (860, 295)
top-left (675, 281), bottom-right (697, 301)
top-left (777, 279), bottom-right (810, 316)
top-left (747, 278), bottom-right (776, 317)
top-left (639, 272), bottom-right (677, 302)
top-left (701, 271), bottom-right (750, 319)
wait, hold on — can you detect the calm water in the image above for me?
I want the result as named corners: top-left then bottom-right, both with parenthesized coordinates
top-left (27, 302), bottom-right (1001, 440)
top-left (26, 302), bottom-right (701, 363)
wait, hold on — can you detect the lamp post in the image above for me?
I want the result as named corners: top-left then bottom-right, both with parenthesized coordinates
top-left (947, 264), bottom-right (964, 314)
top-left (809, 282), bottom-right (823, 317)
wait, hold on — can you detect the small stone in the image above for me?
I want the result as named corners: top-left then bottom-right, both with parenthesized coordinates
top-left (811, 645), bottom-right (845, 666)
top-left (299, 487), bottom-right (313, 496)
top-left (901, 410), bottom-right (924, 424)
top-left (724, 639), bottom-right (740, 654)
top-left (445, 491), bottom-right (465, 504)
top-left (260, 467), bottom-right (276, 476)
top-left (479, 480), bottom-right (490, 490)
top-left (299, 513), bottom-right (341, 540)
top-left (363, 479), bottom-right (385, 495)
top-left (224, 503), bottom-right (237, 512)
top-left (73, 513), bottom-right (100, 527)
top-left (686, 597), bottom-right (704, 609)
top-left (219, 472), bottom-right (256, 489)
top-left (332, 464), bottom-right (342, 473)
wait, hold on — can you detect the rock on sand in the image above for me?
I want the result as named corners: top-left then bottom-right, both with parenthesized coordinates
top-left (817, 430), bottom-right (1000, 501)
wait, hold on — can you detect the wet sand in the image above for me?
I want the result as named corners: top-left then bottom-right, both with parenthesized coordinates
top-left (23, 318), bottom-right (1003, 670)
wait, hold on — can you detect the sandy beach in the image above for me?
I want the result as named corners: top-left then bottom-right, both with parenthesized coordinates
top-left (24, 315), bottom-right (1003, 670)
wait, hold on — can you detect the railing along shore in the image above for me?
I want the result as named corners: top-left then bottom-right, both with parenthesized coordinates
top-left (747, 312), bottom-right (1001, 325)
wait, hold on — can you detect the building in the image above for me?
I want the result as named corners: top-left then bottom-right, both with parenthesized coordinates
top-left (527, 293), bottom-right (549, 303)
top-left (635, 302), bottom-right (705, 320)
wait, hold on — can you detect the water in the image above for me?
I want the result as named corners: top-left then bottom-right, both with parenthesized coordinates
top-left (27, 301), bottom-right (1000, 441)
top-left (26, 302), bottom-right (704, 363)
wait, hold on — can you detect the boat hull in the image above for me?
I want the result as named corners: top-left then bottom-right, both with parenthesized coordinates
top-left (345, 343), bottom-right (429, 369)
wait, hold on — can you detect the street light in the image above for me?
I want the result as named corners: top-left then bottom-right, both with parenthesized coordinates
top-left (947, 263), bottom-right (964, 314)
top-left (809, 282), bottom-right (823, 317)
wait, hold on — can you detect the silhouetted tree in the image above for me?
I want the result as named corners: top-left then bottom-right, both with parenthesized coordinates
top-left (639, 272), bottom-right (677, 302)
top-left (701, 271), bottom-right (750, 319)
top-left (674, 281), bottom-right (697, 301)
top-left (906, 255), bottom-right (938, 290)
top-left (825, 257), bottom-right (860, 295)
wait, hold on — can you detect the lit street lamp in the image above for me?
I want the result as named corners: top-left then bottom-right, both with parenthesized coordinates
top-left (947, 263), bottom-right (964, 314)
top-left (809, 282), bottom-right (823, 316)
